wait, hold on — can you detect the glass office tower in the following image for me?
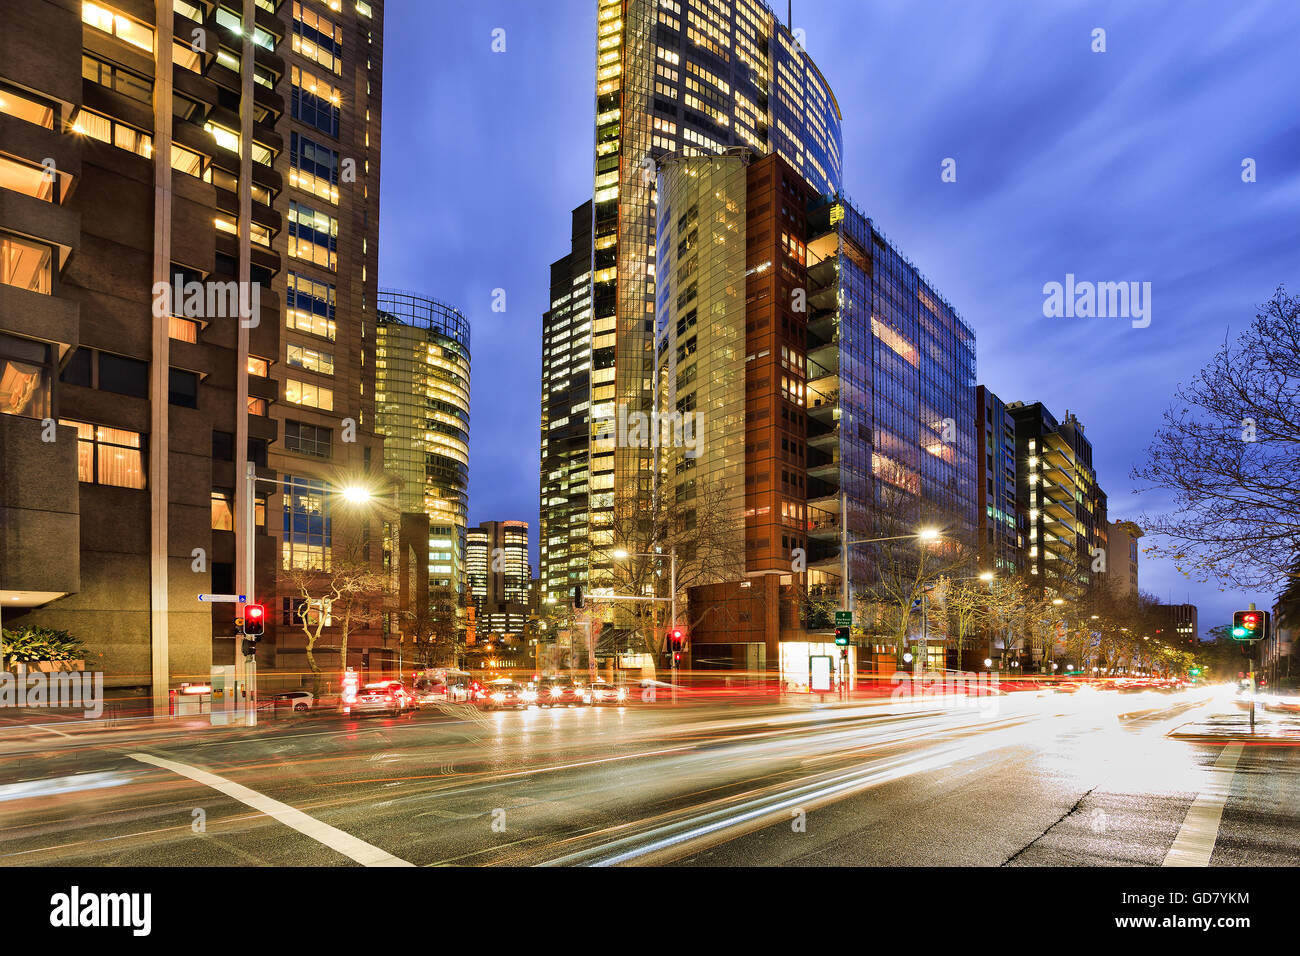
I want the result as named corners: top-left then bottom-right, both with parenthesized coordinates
top-left (543, 0), bottom-right (845, 602)
top-left (375, 290), bottom-right (471, 600)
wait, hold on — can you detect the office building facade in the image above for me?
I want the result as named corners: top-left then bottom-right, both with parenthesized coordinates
top-left (465, 520), bottom-right (529, 638)
top-left (0, 0), bottom-right (384, 705)
top-left (1105, 519), bottom-right (1141, 601)
top-left (541, 0), bottom-right (845, 607)
top-left (375, 290), bottom-right (471, 601)
top-left (653, 150), bottom-right (978, 681)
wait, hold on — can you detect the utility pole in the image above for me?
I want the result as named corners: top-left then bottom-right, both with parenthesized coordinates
top-left (243, 461), bottom-right (257, 727)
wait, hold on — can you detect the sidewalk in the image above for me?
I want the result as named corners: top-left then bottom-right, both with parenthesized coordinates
top-left (1169, 702), bottom-right (1300, 740)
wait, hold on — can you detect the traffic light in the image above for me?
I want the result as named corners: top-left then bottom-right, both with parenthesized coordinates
top-left (834, 626), bottom-right (850, 646)
top-left (669, 627), bottom-right (685, 651)
top-left (243, 603), bottom-right (266, 638)
top-left (573, 585), bottom-right (584, 610)
top-left (1232, 609), bottom-right (1268, 641)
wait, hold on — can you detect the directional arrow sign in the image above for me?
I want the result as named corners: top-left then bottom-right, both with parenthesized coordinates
top-left (198, 594), bottom-right (246, 603)
top-left (835, 611), bottom-right (852, 627)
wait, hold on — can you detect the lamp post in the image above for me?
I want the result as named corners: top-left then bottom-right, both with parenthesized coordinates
top-left (244, 471), bottom-right (395, 722)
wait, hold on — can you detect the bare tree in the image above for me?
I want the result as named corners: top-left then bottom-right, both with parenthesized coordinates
top-left (283, 555), bottom-right (388, 696)
top-left (1135, 286), bottom-right (1300, 590)
top-left (853, 489), bottom-right (976, 666)
top-left (586, 479), bottom-right (747, 662)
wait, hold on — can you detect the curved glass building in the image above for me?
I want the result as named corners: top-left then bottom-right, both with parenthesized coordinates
top-left (376, 291), bottom-right (471, 597)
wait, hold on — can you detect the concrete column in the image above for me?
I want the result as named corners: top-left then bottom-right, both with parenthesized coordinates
top-left (149, 0), bottom-right (176, 715)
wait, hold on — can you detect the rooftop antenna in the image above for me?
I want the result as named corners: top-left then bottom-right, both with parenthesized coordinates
top-left (789, 1), bottom-right (793, 30)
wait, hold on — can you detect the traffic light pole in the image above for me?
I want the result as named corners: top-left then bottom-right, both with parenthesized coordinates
top-left (243, 462), bottom-right (257, 727)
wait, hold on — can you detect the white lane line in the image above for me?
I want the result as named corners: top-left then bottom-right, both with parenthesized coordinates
top-left (128, 753), bottom-right (413, 867)
top-left (1163, 743), bottom-right (1243, 867)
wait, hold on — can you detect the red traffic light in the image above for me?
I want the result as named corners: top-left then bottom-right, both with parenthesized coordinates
top-left (243, 603), bottom-right (266, 637)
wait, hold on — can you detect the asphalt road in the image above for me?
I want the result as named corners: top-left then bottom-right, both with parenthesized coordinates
top-left (0, 686), bottom-right (1295, 867)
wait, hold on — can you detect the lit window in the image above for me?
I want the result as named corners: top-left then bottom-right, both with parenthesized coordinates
top-left (61, 419), bottom-right (145, 488)
top-left (248, 356), bottom-right (269, 376)
top-left (0, 154), bottom-right (57, 202)
top-left (82, 2), bottom-right (153, 54)
top-left (0, 84), bottom-right (55, 128)
top-left (285, 378), bottom-right (333, 411)
top-left (168, 316), bottom-right (199, 342)
top-left (1, 232), bottom-right (53, 294)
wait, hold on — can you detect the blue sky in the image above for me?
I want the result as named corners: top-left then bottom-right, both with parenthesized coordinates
top-left (377, 0), bottom-right (1300, 636)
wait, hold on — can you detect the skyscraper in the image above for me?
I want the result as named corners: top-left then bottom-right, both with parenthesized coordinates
top-left (465, 520), bottom-right (529, 638)
top-left (542, 0), bottom-right (845, 603)
top-left (375, 290), bottom-right (471, 601)
top-left (0, 0), bottom-right (385, 707)
top-left (652, 149), bottom-right (978, 681)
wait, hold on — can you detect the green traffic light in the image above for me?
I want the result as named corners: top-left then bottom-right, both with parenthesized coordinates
top-left (1232, 627), bottom-right (1247, 638)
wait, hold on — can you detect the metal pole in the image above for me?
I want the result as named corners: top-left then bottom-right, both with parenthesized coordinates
top-left (670, 548), bottom-right (677, 703)
top-left (839, 491), bottom-right (849, 610)
top-left (244, 461), bottom-right (257, 727)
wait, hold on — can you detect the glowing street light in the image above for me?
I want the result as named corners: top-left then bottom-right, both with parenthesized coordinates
top-left (341, 485), bottom-right (373, 505)
top-left (917, 527), bottom-right (941, 542)
top-left (978, 571), bottom-right (994, 582)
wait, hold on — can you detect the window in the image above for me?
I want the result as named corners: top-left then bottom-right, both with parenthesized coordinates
top-left (293, 2), bottom-right (344, 74)
top-left (82, 55), bottom-right (151, 103)
top-left (61, 420), bottom-right (146, 489)
top-left (211, 490), bottom-right (234, 531)
top-left (1, 232), bottom-right (53, 294)
top-left (248, 356), bottom-right (269, 376)
top-left (82, 2), bottom-right (153, 53)
top-left (289, 132), bottom-right (339, 203)
top-left (0, 154), bottom-right (57, 202)
top-left (0, 333), bottom-right (52, 418)
top-left (0, 83), bottom-right (55, 129)
top-left (285, 378), bottom-right (332, 410)
top-left (170, 143), bottom-right (205, 178)
top-left (284, 420), bottom-right (332, 458)
top-left (212, 429), bottom-right (234, 461)
top-left (291, 65), bottom-right (341, 136)
top-left (282, 475), bottom-right (331, 570)
top-left (168, 367), bottom-right (199, 408)
top-left (247, 396), bottom-right (268, 415)
top-left (287, 343), bottom-right (334, 375)
top-left (286, 272), bottom-right (337, 339)
top-left (70, 108), bottom-right (152, 159)
top-left (97, 353), bottom-right (148, 399)
top-left (169, 316), bottom-right (199, 342)
top-left (288, 202), bottom-right (338, 270)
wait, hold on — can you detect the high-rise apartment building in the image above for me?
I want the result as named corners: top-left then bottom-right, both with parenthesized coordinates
top-left (270, 0), bottom-right (385, 677)
top-left (465, 520), bottom-right (529, 637)
top-left (1007, 402), bottom-right (1108, 599)
top-left (375, 290), bottom-right (471, 600)
top-left (1154, 602), bottom-right (1198, 647)
top-left (0, 0), bottom-right (384, 706)
top-left (541, 0), bottom-right (845, 604)
top-left (976, 385), bottom-right (1022, 576)
top-left (652, 150), bottom-right (978, 681)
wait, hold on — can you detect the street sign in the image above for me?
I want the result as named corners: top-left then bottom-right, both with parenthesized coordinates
top-left (198, 594), bottom-right (246, 603)
top-left (835, 611), bottom-right (852, 627)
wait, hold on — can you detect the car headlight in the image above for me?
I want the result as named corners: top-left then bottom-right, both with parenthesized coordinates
top-left (616, 689), bottom-right (628, 700)
top-left (491, 692), bottom-right (506, 702)
top-left (551, 687), bottom-right (562, 697)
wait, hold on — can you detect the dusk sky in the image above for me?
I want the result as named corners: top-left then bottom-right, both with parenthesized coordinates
top-left (378, 0), bottom-right (1300, 636)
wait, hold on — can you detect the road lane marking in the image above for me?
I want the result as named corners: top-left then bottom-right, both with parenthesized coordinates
top-left (1163, 743), bottom-right (1243, 867)
top-left (128, 753), bottom-right (413, 867)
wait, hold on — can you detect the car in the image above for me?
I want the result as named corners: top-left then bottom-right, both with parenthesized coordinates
top-left (478, 679), bottom-right (529, 711)
top-left (589, 678), bottom-right (630, 705)
top-left (268, 690), bottom-right (313, 712)
top-left (533, 675), bottom-right (588, 707)
top-left (345, 681), bottom-right (415, 717)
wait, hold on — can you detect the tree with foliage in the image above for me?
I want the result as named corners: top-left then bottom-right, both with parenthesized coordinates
top-left (1135, 286), bottom-right (1300, 591)
top-left (283, 555), bottom-right (388, 696)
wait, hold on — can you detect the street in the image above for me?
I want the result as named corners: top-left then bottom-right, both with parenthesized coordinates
top-left (1, 686), bottom-right (1294, 868)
